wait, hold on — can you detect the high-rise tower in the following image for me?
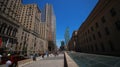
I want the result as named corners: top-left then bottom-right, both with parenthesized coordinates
top-left (43, 3), bottom-right (56, 51)
top-left (64, 27), bottom-right (70, 45)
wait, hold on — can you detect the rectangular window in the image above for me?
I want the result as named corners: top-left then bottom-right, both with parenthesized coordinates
top-left (89, 36), bottom-right (92, 41)
top-left (95, 22), bottom-right (99, 28)
top-left (91, 26), bottom-right (94, 31)
top-left (98, 31), bottom-right (102, 38)
top-left (108, 40), bottom-right (114, 51)
top-left (86, 38), bottom-right (88, 43)
top-left (110, 8), bottom-right (116, 17)
top-left (88, 29), bottom-right (90, 34)
top-left (115, 20), bottom-right (120, 31)
top-left (105, 27), bottom-right (110, 35)
top-left (101, 16), bottom-right (106, 23)
top-left (95, 43), bottom-right (98, 51)
top-left (93, 34), bottom-right (96, 40)
top-left (101, 42), bottom-right (105, 51)
top-left (91, 45), bottom-right (93, 52)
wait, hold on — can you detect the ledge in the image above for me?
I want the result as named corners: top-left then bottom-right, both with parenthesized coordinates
top-left (17, 59), bottom-right (33, 67)
top-left (64, 52), bottom-right (78, 67)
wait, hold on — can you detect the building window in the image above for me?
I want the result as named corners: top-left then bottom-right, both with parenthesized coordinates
top-left (101, 42), bottom-right (105, 51)
top-left (95, 43), bottom-right (98, 51)
top-left (86, 38), bottom-right (88, 43)
top-left (115, 20), bottom-right (120, 31)
top-left (105, 27), bottom-right (110, 35)
top-left (93, 34), bottom-right (96, 40)
top-left (108, 40), bottom-right (114, 51)
top-left (110, 8), bottom-right (116, 17)
top-left (95, 22), bottom-right (99, 28)
top-left (21, 36), bottom-right (23, 40)
top-left (91, 45), bottom-right (93, 52)
top-left (89, 36), bottom-right (92, 41)
top-left (88, 29), bottom-right (90, 34)
top-left (91, 26), bottom-right (94, 31)
top-left (98, 31), bottom-right (102, 38)
top-left (22, 32), bottom-right (24, 34)
top-left (101, 16), bottom-right (106, 23)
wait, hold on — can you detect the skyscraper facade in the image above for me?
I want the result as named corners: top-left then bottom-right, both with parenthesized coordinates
top-left (64, 27), bottom-right (70, 45)
top-left (44, 4), bottom-right (56, 51)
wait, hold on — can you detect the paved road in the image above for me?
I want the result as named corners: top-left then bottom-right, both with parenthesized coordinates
top-left (68, 52), bottom-right (120, 67)
top-left (23, 54), bottom-right (64, 67)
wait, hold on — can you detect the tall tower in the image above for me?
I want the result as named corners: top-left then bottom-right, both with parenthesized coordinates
top-left (44, 3), bottom-right (56, 51)
top-left (64, 27), bottom-right (70, 45)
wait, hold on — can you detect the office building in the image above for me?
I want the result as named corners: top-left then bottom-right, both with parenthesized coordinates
top-left (44, 4), bottom-right (56, 51)
top-left (0, 0), bottom-right (50, 56)
top-left (68, 31), bottom-right (78, 51)
top-left (0, 0), bottom-right (22, 54)
top-left (77, 0), bottom-right (120, 56)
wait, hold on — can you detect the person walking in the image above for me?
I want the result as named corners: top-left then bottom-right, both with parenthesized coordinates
top-left (46, 51), bottom-right (49, 57)
top-left (0, 54), bottom-right (2, 64)
top-left (6, 58), bottom-right (12, 67)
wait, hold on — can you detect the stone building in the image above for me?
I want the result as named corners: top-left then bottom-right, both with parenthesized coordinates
top-left (0, 0), bottom-right (22, 54)
top-left (77, 0), bottom-right (120, 56)
top-left (0, 0), bottom-right (52, 56)
top-left (18, 4), bottom-right (47, 56)
top-left (68, 31), bottom-right (78, 51)
top-left (39, 22), bottom-right (48, 53)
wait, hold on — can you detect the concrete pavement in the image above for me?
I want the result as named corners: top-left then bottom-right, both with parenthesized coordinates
top-left (0, 64), bottom-right (6, 67)
top-left (22, 54), bottom-right (64, 67)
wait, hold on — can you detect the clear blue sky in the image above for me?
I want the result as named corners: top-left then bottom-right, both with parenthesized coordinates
top-left (23, 0), bottom-right (98, 48)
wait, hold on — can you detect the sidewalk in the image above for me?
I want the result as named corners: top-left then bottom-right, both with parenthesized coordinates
top-left (22, 54), bottom-right (64, 67)
top-left (0, 64), bottom-right (6, 67)
top-left (0, 54), bottom-right (64, 67)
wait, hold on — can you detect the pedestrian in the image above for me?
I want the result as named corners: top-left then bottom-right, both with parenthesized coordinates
top-left (46, 51), bottom-right (49, 57)
top-left (0, 54), bottom-right (2, 64)
top-left (6, 58), bottom-right (12, 67)
top-left (33, 55), bottom-right (36, 61)
top-left (30, 55), bottom-right (33, 59)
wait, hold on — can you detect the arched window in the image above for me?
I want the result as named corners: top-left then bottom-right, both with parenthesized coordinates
top-left (12, 28), bottom-right (18, 37)
top-left (0, 23), bottom-right (7, 34)
top-left (6, 26), bottom-right (11, 35)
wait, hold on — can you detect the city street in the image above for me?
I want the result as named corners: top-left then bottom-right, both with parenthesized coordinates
top-left (22, 54), bottom-right (64, 67)
top-left (0, 0), bottom-right (120, 67)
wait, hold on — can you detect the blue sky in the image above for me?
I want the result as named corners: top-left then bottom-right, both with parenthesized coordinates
top-left (23, 0), bottom-right (98, 48)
